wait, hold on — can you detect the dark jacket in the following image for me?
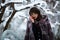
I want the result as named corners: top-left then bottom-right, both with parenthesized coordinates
top-left (24, 15), bottom-right (54, 40)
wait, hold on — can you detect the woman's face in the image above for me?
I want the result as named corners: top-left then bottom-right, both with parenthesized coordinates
top-left (31, 13), bottom-right (38, 20)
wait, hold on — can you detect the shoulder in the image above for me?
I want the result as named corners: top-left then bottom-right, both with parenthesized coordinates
top-left (39, 15), bottom-right (49, 24)
top-left (40, 15), bottom-right (48, 21)
top-left (27, 19), bottom-right (32, 28)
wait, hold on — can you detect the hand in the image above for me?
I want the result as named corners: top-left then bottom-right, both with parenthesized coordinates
top-left (29, 16), bottom-right (34, 23)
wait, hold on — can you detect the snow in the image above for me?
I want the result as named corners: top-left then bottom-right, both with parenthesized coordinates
top-left (4, 38), bottom-right (10, 40)
top-left (0, 0), bottom-right (60, 40)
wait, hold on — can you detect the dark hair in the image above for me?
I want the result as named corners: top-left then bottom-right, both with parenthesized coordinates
top-left (29, 7), bottom-right (42, 21)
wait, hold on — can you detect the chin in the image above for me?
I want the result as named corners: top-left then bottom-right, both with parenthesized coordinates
top-left (34, 18), bottom-right (37, 20)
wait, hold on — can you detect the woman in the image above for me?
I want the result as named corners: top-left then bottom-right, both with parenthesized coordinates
top-left (24, 7), bottom-right (54, 40)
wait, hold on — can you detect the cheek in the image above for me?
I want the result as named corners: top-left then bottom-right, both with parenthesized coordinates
top-left (33, 15), bottom-right (38, 19)
top-left (35, 15), bottom-right (38, 18)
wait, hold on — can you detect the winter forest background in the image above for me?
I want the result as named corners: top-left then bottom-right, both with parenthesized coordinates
top-left (0, 0), bottom-right (60, 40)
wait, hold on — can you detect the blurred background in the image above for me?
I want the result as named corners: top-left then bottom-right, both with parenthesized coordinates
top-left (0, 0), bottom-right (60, 40)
